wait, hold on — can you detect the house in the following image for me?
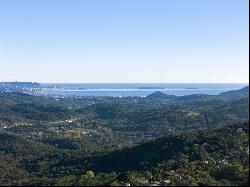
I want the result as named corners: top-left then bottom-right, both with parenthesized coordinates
top-left (163, 179), bottom-right (171, 185)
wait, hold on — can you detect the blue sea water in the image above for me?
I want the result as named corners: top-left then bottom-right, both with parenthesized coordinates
top-left (38, 83), bottom-right (248, 97)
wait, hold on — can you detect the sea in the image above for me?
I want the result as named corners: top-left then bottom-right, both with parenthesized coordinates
top-left (37, 83), bottom-right (248, 97)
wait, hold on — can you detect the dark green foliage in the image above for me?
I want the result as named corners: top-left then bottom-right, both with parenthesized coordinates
top-left (0, 87), bottom-right (249, 186)
top-left (219, 86), bottom-right (249, 99)
top-left (9, 103), bottom-right (71, 121)
top-left (146, 91), bottom-right (176, 99)
top-left (0, 122), bottom-right (248, 186)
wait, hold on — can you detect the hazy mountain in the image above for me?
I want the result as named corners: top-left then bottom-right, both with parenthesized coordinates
top-left (219, 86), bottom-right (249, 99)
top-left (146, 91), bottom-right (176, 99)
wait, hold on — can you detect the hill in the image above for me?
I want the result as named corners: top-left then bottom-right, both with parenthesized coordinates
top-left (146, 86), bottom-right (249, 102)
top-left (89, 121), bottom-right (249, 185)
top-left (0, 122), bottom-right (248, 186)
top-left (0, 86), bottom-right (249, 185)
top-left (219, 86), bottom-right (249, 99)
top-left (146, 91), bottom-right (176, 99)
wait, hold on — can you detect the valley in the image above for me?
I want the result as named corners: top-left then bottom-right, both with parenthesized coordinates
top-left (0, 85), bottom-right (249, 185)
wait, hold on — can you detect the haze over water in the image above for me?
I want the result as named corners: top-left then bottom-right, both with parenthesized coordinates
top-left (38, 83), bottom-right (247, 97)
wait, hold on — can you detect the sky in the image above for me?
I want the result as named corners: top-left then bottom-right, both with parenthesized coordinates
top-left (0, 0), bottom-right (249, 83)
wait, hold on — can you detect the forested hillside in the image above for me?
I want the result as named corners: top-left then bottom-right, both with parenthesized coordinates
top-left (0, 122), bottom-right (248, 186)
top-left (0, 86), bottom-right (249, 186)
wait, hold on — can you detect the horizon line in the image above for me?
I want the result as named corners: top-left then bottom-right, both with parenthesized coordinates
top-left (0, 81), bottom-right (249, 84)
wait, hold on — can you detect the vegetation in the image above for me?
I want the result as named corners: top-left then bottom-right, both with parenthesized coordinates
top-left (0, 122), bottom-right (248, 186)
top-left (0, 86), bottom-right (249, 186)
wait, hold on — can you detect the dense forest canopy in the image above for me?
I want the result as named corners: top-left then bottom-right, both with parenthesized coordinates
top-left (0, 86), bottom-right (249, 186)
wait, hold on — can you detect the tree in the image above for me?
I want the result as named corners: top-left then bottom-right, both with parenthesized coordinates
top-left (86, 170), bottom-right (95, 178)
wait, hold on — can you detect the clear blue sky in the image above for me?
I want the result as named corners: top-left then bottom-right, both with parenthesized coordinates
top-left (0, 0), bottom-right (248, 83)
